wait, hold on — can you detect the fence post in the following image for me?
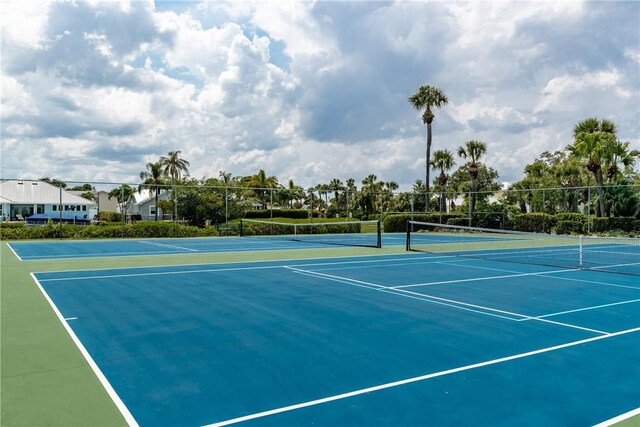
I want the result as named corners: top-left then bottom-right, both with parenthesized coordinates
top-left (225, 187), bottom-right (228, 225)
top-left (468, 190), bottom-right (472, 227)
top-left (59, 185), bottom-right (63, 239)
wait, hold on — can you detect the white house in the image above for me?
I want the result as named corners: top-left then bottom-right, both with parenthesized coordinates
top-left (0, 180), bottom-right (95, 221)
top-left (125, 189), bottom-right (171, 221)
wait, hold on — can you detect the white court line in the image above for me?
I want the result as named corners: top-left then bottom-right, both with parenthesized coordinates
top-left (436, 261), bottom-right (640, 291)
top-left (519, 298), bottom-right (640, 321)
top-left (391, 268), bottom-right (576, 289)
top-left (6, 243), bottom-right (23, 261)
top-left (593, 406), bottom-right (640, 427)
top-left (31, 274), bottom-right (139, 426)
top-left (287, 267), bottom-right (609, 334)
top-left (538, 274), bottom-right (640, 290)
top-left (138, 240), bottom-right (199, 252)
top-left (35, 254), bottom-right (445, 280)
top-left (203, 326), bottom-right (640, 427)
top-left (286, 267), bottom-right (520, 320)
top-left (64, 317), bottom-right (77, 321)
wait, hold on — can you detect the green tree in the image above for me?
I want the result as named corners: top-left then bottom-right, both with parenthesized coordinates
top-left (430, 149), bottom-right (456, 213)
top-left (242, 169), bottom-right (279, 208)
top-left (457, 140), bottom-right (488, 212)
top-left (108, 184), bottom-right (134, 217)
top-left (40, 177), bottom-right (67, 188)
top-left (449, 164), bottom-right (502, 210)
top-left (139, 161), bottom-right (166, 221)
top-left (160, 150), bottom-right (190, 182)
top-left (408, 85), bottom-right (448, 212)
top-left (568, 118), bottom-right (618, 217)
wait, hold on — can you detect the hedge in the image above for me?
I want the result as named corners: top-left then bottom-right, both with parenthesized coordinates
top-left (511, 213), bottom-right (555, 233)
top-left (382, 213), bottom-right (464, 233)
top-left (244, 209), bottom-right (309, 219)
top-left (592, 217), bottom-right (638, 233)
top-left (555, 212), bottom-right (587, 223)
top-left (555, 220), bottom-right (584, 235)
top-left (240, 217), bottom-right (363, 236)
top-left (96, 211), bottom-right (121, 222)
top-left (0, 222), bottom-right (219, 240)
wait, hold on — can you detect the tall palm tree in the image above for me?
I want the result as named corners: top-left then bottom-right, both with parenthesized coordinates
top-left (328, 178), bottom-right (344, 212)
top-left (160, 150), bottom-right (190, 182)
top-left (159, 151), bottom-right (190, 221)
top-left (139, 161), bottom-right (166, 221)
top-left (568, 118), bottom-right (618, 217)
top-left (457, 140), bottom-right (487, 213)
top-left (430, 149), bottom-right (456, 213)
top-left (408, 85), bottom-right (448, 212)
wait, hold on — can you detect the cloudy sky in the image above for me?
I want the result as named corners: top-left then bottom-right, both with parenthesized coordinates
top-left (1, 0), bottom-right (639, 190)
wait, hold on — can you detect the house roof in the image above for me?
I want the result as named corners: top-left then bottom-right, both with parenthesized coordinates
top-left (0, 180), bottom-right (95, 205)
top-left (128, 189), bottom-right (169, 205)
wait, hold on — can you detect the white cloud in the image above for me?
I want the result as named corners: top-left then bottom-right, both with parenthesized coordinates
top-left (535, 69), bottom-right (624, 112)
top-left (0, 0), bottom-right (638, 189)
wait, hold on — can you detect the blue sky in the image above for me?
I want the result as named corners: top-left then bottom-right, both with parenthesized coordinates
top-left (1, 0), bottom-right (638, 190)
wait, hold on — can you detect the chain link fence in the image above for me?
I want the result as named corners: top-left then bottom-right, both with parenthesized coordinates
top-left (1, 178), bottom-right (638, 238)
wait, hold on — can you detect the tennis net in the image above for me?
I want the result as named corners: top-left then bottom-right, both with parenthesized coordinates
top-left (406, 220), bottom-right (640, 276)
top-left (240, 219), bottom-right (382, 248)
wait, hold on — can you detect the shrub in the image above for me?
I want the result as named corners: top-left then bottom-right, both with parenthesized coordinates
top-left (511, 213), bottom-right (555, 233)
top-left (0, 222), bottom-right (217, 240)
top-left (446, 218), bottom-right (468, 227)
top-left (382, 213), bottom-right (464, 232)
top-left (592, 217), bottom-right (636, 233)
top-left (240, 217), bottom-right (362, 236)
top-left (555, 220), bottom-right (584, 235)
top-left (97, 211), bottom-right (121, 222)
top-left (555, 212), bottom-right (587, 223)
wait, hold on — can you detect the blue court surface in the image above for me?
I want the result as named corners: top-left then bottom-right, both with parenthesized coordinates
top-left (33, 253), bottom-right (640, 426)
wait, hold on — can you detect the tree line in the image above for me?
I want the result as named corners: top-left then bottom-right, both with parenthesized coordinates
top-left (40, 86), bottom-right (639, 227)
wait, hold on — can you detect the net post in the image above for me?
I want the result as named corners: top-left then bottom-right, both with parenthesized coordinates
top-left (376, 220), bottom-right (382, 248)
top-left (239, 219), bottom-right (244, 237)
top-left (579, 235), bottom-right (583, 268)
top-left (405, 220), bottom-right (411, 251)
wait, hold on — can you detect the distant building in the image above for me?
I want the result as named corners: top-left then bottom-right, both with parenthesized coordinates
top-left (0, 179), bottom-right (95, 221)
top-left (69, 190), bottom-right (119, 213)
top-left (124, 189), bottom-right (171, 221)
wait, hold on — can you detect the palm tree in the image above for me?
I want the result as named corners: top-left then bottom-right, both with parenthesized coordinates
top-left (604, 141), bottom-right (639, 183)
top-left (430, 149), bottom-right (456, 213)
top-left (328, 178), bottom-right (344, 212)
top-left (139, 161), bottom-right (166, 221)
top-left (159, 151), bottom-right (190, 221)
top-left (457, 140), bottom-right (487, 213)
top-left (243, 169), bottom-right (279, 208)
top-left (568, 118), bottom-right (618, 217)
top-left (108, 184), bottom-right (134, 219)
top-left (160, 150), bottom-right (190, 182)
top-left (408, 85), bottom-right (448, 212)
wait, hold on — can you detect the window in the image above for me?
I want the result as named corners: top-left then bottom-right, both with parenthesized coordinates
top-left (36, 205), bottom-right (44, 214)
top-left (149, 206), bottom-right (156, 215)
top-left (53, 205), bottom-right (57, 211)
top-left (81, 205), bottom-right (87, 211)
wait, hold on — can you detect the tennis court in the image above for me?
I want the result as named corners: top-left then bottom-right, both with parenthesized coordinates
top-left (31, 250), bottom-right (640, 426)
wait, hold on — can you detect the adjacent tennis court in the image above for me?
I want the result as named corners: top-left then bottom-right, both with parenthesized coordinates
top-left (32, 251), bottom-right (640, 426)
